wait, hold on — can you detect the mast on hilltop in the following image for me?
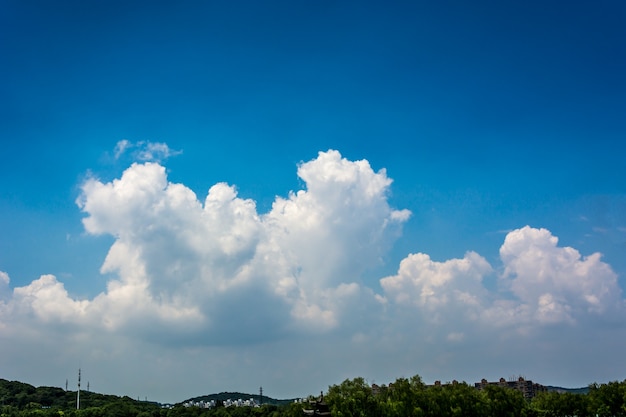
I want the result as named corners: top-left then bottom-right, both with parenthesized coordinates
top-left (77, 368), bottom-right (81, 410)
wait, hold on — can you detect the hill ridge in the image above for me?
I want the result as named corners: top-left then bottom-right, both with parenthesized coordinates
top-left (183, 391), bottom-right (299, 406)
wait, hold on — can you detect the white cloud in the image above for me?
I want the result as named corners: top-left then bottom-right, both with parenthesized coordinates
top-left (112, 140), bottom-right (182, 162)
top-left (136, 141), bottom-right (182, 162)
top-left (11, 275), bottom-right (90, 323)
top-left (499, 226), bottom-right (622, 321)
top-left (381, 251), bottom-right (492, 313)
top-left (114, 139), bottom-right (131, 159)
top-left (379, 226), bottom-right (625, 341)
top-left (1, 150), bottom-right (413, 397)
top-left (369, 226), bottom-right (626, 392)
top-left (261, 150), bottom-right (411, 328)
top-left (57, 150), bottom-right (409, 342)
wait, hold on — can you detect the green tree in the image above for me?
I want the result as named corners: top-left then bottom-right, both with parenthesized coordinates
top-left (277, 402), bottom-right (306, 417)
top-left (379, 376), bottom-right (427, 417)
top-left (589, 381), bottom-right (626, 417)
top-left (532, 391), bottom-right (592, 417)
top-left (481, 384), bottom-right (526, 417)
top-left (326, 377), bottom-right (379, 417)
top-left (443, 382), bottom-right (487, 417)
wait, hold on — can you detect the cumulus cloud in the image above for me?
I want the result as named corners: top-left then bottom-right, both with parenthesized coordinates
top-left (11, 275), bottom-right (89, 323)
top-left (1, 150), bottom-right (402, 346)
top-left (380, 251), bottom-right (492, 334)
top-left (381, 225), bottom-right (624, 334)
top-left (4, 151), bottom-right (624, 342)
top-left (497, 226), bottom-right (622, 324)
top-left (262, 150), bottom-right (411, 328)
top-left (381, 251), bottom-right (492, 310)
top-left (369, 225), bottom-right (626, 389)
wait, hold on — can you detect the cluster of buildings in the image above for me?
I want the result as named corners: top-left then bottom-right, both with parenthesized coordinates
top-left (182, 400), bottom-right (216, 408)
top-left (474, 377), bottom-right (547, 399)
top-left (183, 398), bottom-right (260, 409)
top-left (371, 376), bottom-right (547, 400)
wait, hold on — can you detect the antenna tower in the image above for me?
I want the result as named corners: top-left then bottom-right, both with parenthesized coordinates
top-left (77, 368), bottom-right (81, 410)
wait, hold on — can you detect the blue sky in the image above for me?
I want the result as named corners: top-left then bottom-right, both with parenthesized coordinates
top-left (1, 0), bottom-right (626, 403)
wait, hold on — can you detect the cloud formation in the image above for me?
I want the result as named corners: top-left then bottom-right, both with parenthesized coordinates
top-left (64, 150), bottom-right (408, 342)
top-left (113, 140), bottom-right (182, 162)
top-left (381, 226), bottom-right (623, 332)
top-left (498, 226), bottom-right (623, 324)
top-left (0, 149), bottom-right (624, 400)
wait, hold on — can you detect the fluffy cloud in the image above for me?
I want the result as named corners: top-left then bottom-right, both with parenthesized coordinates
top-left (11, 275), bottom-right (89, 323)
top-left (497, 226), bottom-right (623, 324)
top-left (381, 225), bottom-right (624, 333)
top-left (4, 150), bottom-right (624, 341)
top-left (381, 251), bottom-right (492, 309)
top-left (262, 150), bottom-right (411, 329)
top-left (380, 251), bottom-right (492, 333)
top-left (56, 150), bottom-right (408, 342)
top-left (372, 225), bottom-right (625, 388)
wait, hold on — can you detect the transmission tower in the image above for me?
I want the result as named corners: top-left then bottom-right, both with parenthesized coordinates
top-left (77, 368), bottom-right (81, 410)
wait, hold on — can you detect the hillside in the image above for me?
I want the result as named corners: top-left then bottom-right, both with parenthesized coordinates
top-left (546, 385), bottom-right (590, 395)
top-left (0, 378), bottom-right (158, 409)
top-left (183, 391), bottom-right (299, 406)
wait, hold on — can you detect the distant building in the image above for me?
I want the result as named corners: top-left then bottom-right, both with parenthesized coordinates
top-left (432, 380), bottom-right (460, 387)
top-left (474, 377), bottom-right (547, 399)
top-left (183, 400), bottom-right (216, 408)
top-left (369, 377), bottom-right (547, 400)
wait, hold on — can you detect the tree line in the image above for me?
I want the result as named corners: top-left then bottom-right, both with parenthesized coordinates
top-left (2, 376), bottom-right (626, 417)
top-left (324, 376), bottom-right (626, 417)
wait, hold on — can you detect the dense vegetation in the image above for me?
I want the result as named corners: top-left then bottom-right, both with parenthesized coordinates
top-left (323, 376), bottom-right (626, 417)
top-left (2, 376), bottom-right (626, 417)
